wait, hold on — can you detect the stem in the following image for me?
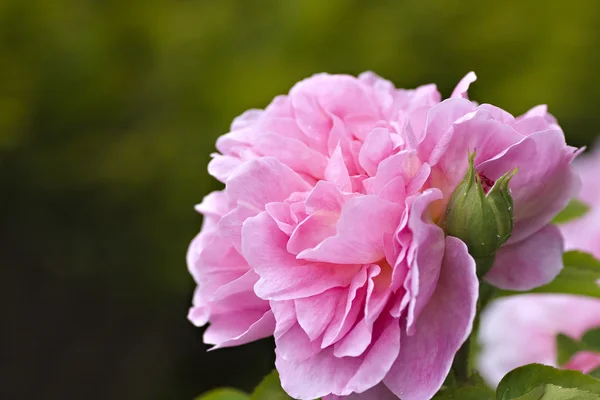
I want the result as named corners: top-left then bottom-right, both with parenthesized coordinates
top-left (453, 336), bottom-right (471, 384)
top-left (451, 279), bottom-right (497, 384)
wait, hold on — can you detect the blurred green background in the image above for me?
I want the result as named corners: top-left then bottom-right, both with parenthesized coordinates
top-left (3, 0), bottom-right (600, 399)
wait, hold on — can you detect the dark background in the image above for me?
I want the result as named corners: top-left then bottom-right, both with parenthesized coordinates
top-left (2, 1), bottom-right (600, 399)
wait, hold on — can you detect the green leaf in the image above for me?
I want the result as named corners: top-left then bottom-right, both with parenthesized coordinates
top-left (540, 384), bottom-right (599, 399)
top-left (498, 251), bottom-right (600, 299)
top-left (496, 364), bottom-right (600, 400)
top-left (195, 388), bottom-right (250, 400)
top-left (590, 368), bottom-right (600, 379)
top-left (513, 384), bottom-right (600, 399)
top-left (552, 199), bottom-right (590, 224)
top-left (250, 370), bottom-right (292, 400)
top-left (556, 334), bottom-right (583, 366)
top-left (511, 385), bottom-right (545, 400)
top-left (582, 328), bottom-right (600, 352)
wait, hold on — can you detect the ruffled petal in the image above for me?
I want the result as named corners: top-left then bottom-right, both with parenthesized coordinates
top-left (384, 237), bottom-right (477, 400)
top-left (243, 212), bottom-right (360, 300)
top-left (296, 195), bottom-right (403, 264)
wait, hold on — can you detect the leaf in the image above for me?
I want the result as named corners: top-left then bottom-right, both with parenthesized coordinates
top-left (582, 328), bottom-right (600, 352)
top-left (498, 251), bottom-right (600, 299)
top-left (512, 386), bottom-right (545, 400)
top-left (590, 368), bottom-right (600, 379)
top-left (250, 370), bottom-right (292, 400)
top-left (552, 199), bottom-right (590, 224)
top-left (540, 384), bottom-right (599, 399)
top-left (195, 388), bottom-right (250, 400)
top-left (556, 334), bottom-right (583, 366)
top-left (496, 364), bottom-right (600, 400)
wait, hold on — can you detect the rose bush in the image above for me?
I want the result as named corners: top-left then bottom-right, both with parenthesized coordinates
top-left (188, 72), bottom-right (579, 399)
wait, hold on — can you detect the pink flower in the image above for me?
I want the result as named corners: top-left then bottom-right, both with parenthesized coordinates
top-left (188, 72), bottom-right (578, 399)
top-left (477, 294), bottom-right (600, 387)
top-left (560, 144), bottom-right (600, 258)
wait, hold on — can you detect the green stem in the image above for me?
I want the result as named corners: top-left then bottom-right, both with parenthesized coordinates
top-left (451, 279), bottom-right (497, 384)
top-left (453, 336), bottom-right (471, 384)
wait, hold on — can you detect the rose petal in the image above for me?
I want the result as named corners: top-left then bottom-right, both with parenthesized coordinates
top-left (477, 129), bottom-right (579, 243)
top-left (243, 212), bottom-right (360, 300)
top-left (384, 237), bottom-right (477, 400)
top-left (451, 71), bottom-right (477, 99)
top-left (226, 157), bottom-right (311, 212)
top-left (277, 315), bottom-right (400, 399)
top-left (485, 224), bottom-right (564, 291)
top-left (297, 195), bottom-right (403, 264)
top-left (203, 309), bottom-right (275, 349)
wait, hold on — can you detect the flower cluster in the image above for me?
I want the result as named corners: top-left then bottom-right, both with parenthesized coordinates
top-left (187, 72), bottom-right (579, 399)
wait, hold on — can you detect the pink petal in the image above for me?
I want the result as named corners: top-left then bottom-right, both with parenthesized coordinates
top-left (203, 310), bottom-right (275, 349)
top-left (194, 190), bottom-right (231, 217)
top-left (511, 105), bottom-right (558, 136)
top-left (404, 189), bottom-right (446, 334)
top-left (431, 107), bottom-right (523, 177)
top-left (276, 322), bottom-right (324, 362)
top-left (325, 144), bottom-right (352, 192)
top-left (333, 265), bottom-right (391, 357)
top-left (254, 132), bottom-right (328, 179)
top-left (324, 383), bottom-right (398, 400)
top-left (384, 237), bottom-right (478, 400)
top-left (305, 180), bottom-right (348, 214)
top-left (265, 202), bottom-right (297, 235)
top-left (287, 213), bottom-right (339, 255)
top-left (295, 288), bottom-right (343, 341)
top-left (321, 266), bottom-right (369, 348)
top-left (477, 129), bottom-right (579, 243)
top-left (358, 128), bottom-right (394, 176)
top-left (417, 98), bottom-right (476, 163)
top-left (451, 71), bottom-right (477, 99)
top-left (230, 108), bottom-right (263, 130)
top-left (226, 157), bottom-right (311, 212)
top-left (242, 212), bottom-right (360, 300)
top-left (297, 195), bottom-right (403, 264)
top-left (207, 154), bottom-right (243, 183)
top-left (485, 224), bottom-right (564, 291)
top-left (364, 150), bottom-right (421, 195)
top-left (276, 315), bottom-right (400, 399)
top-left (217, 205), bottom-right (257, 253)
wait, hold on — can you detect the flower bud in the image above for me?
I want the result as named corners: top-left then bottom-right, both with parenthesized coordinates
top-left (444, 152), bottom-right (517, 276)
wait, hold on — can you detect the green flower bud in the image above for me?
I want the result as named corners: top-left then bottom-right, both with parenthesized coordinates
top-left (444, 152), bottom-right (517, 276)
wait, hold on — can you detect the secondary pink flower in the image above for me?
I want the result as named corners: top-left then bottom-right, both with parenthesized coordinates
top-left (560, 144), bottom-right (600, 258)
top-left (188, 72), bottom-right (578, 399)
top-left (478, 294), bottom-right (600, 387)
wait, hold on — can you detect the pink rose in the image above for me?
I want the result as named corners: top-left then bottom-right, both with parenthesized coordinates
top-left (477, 294), bottom-right (600, 387)
top-left (188, 72), bottom-right (578, 399)
top-left (560, 144), bottom-right (600, 258)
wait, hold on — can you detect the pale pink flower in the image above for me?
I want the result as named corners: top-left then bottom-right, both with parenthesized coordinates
top-left (188, 72), bottom-right (578, 399)
top-left (478, 294), bottom-right (600, 387)
top-left (560, 144), bottom-right (600, 258)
